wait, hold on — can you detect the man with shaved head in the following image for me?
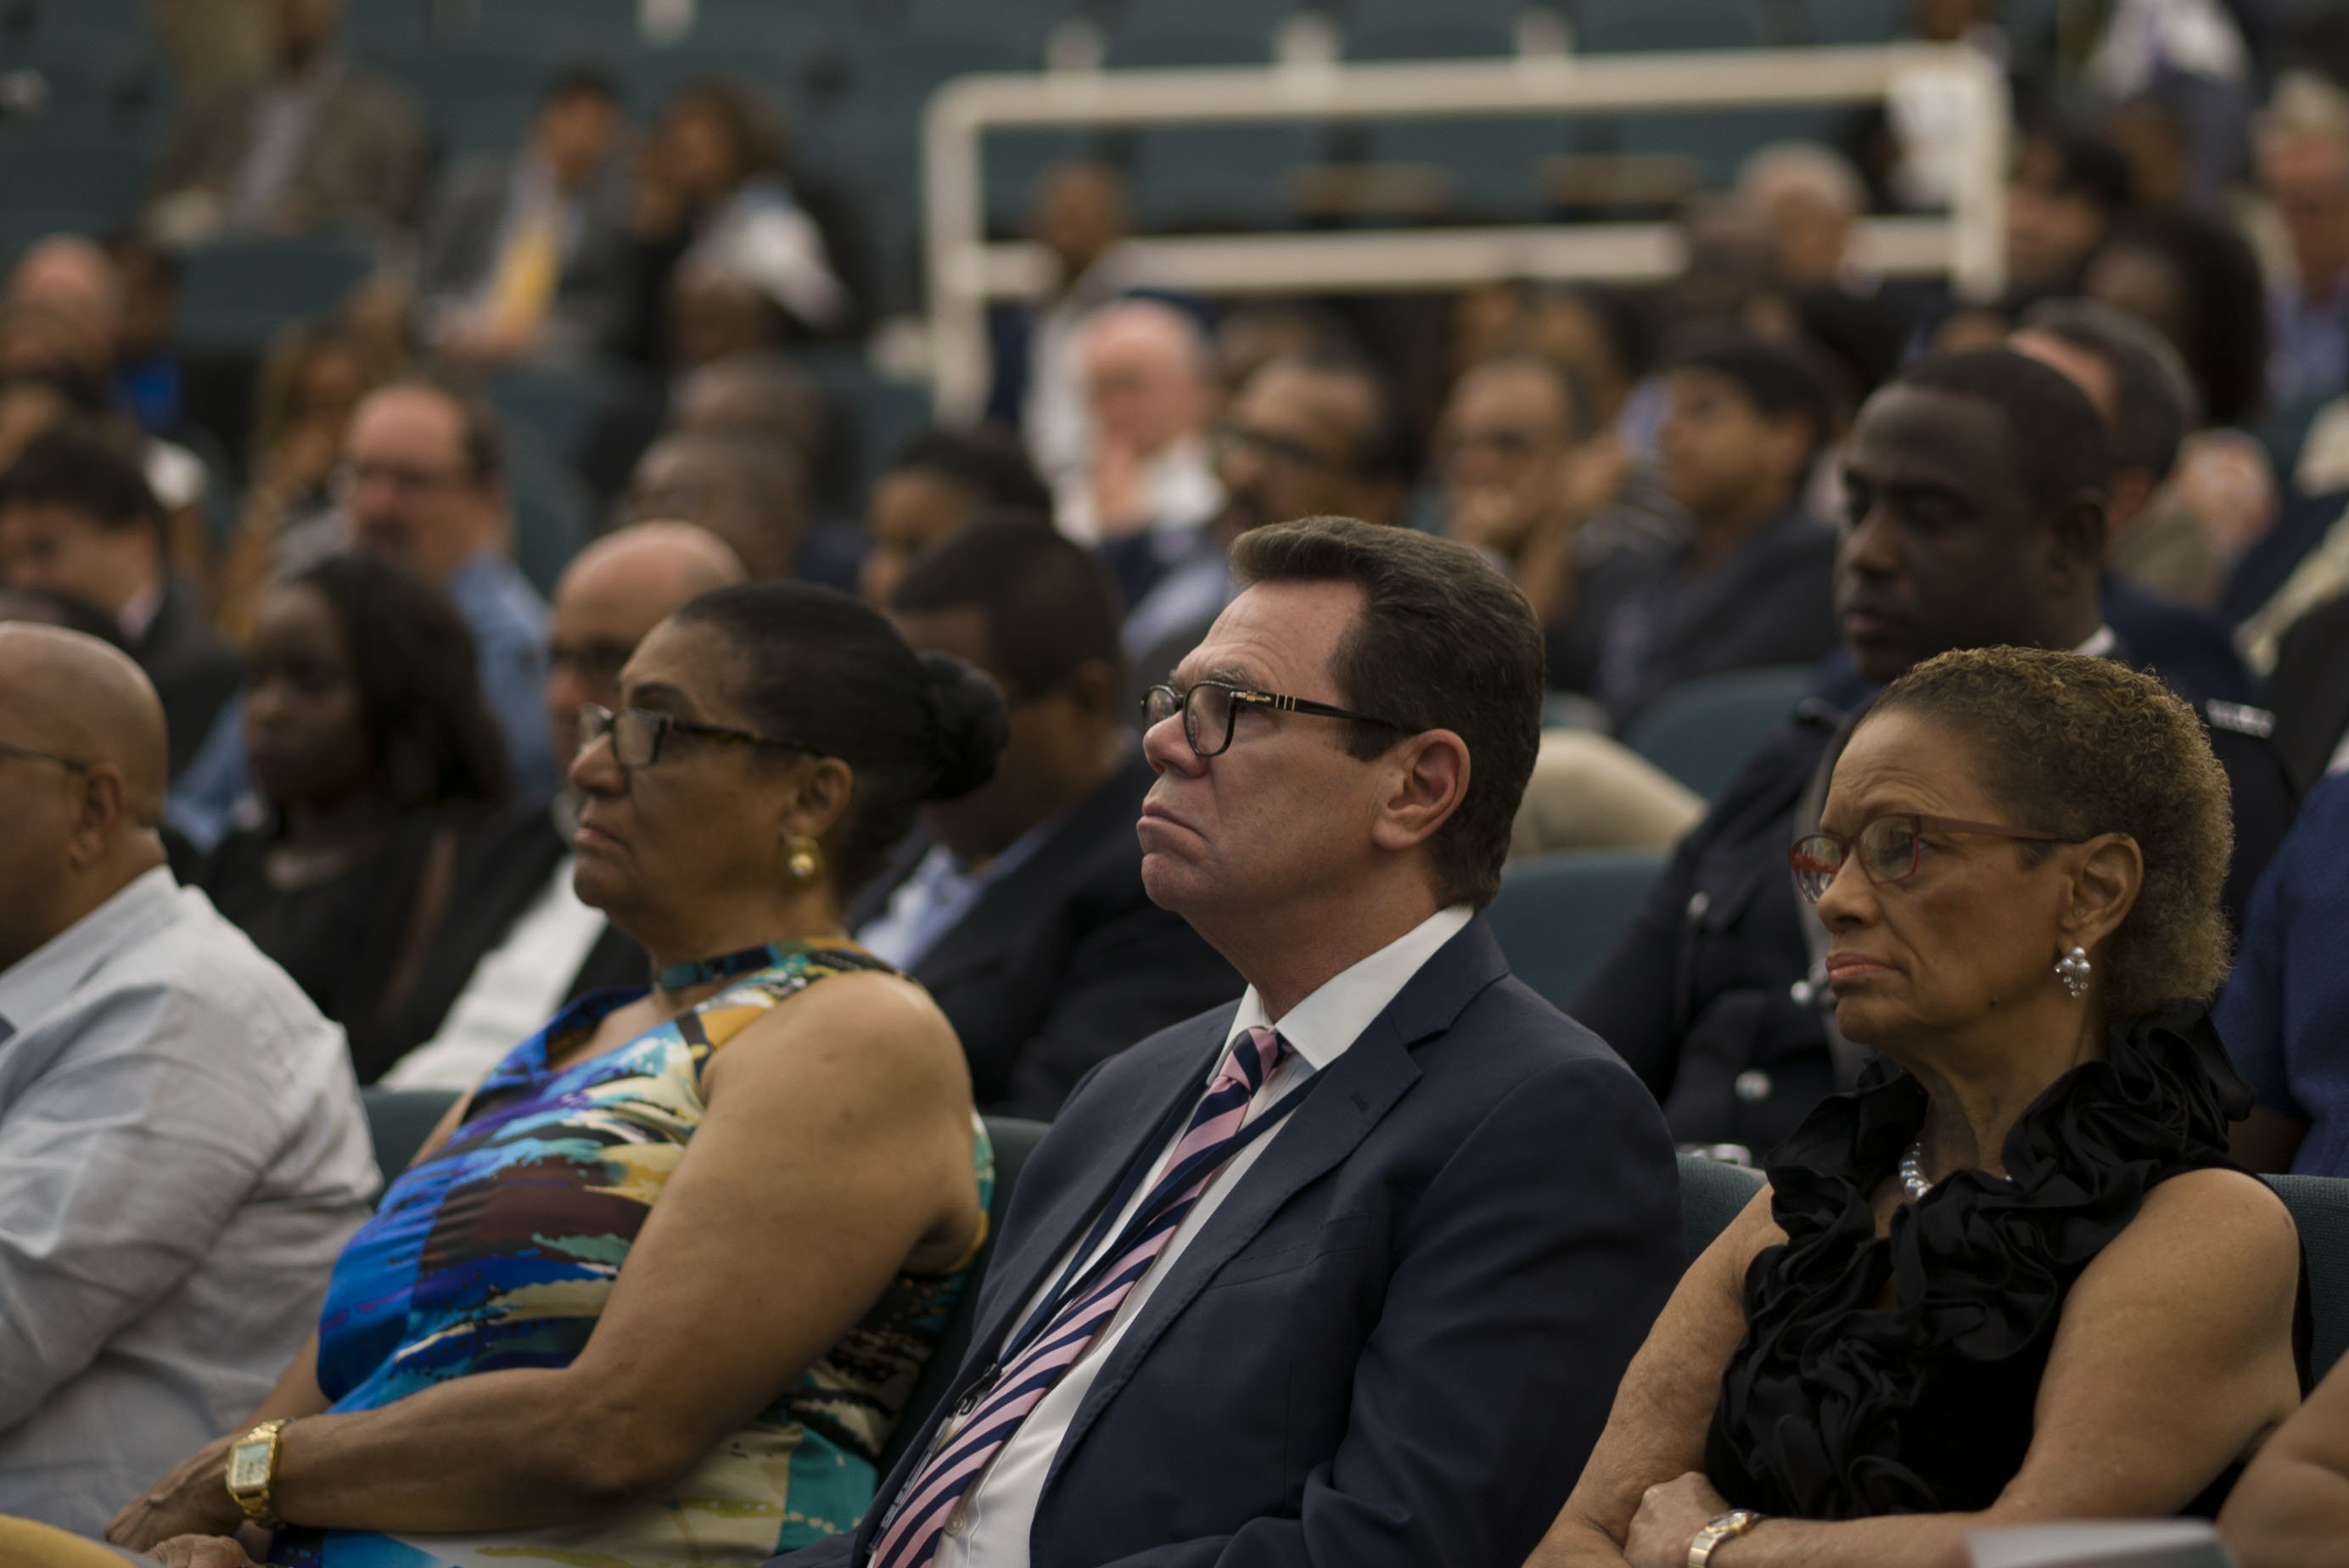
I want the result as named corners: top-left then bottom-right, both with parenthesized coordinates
top-left (0, 624), bottom-right (373, 1532)
top-left (375, 521), bottom-right (746, 1085)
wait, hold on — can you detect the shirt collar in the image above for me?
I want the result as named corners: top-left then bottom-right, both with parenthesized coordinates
top-left (2075, 624), bottom-right (2119, 658)
top-left (1224, 904), bottom-right (1475, 1073)
top-left (116, 577), bottom-right (165, 643)
top-left (0, 866), bottom-right (182, 1041)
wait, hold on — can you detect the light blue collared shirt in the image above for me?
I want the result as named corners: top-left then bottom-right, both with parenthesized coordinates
top-left (856, 814), bottom-right (1067, 971)
top-left (0, 868), bottom-right (376, 1534)
top-left (446, 549), bottom-right (555, 798)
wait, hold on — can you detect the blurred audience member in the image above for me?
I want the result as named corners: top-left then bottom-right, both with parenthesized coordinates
top-left (625, 431), bottom-right (811, 583)
top-left (2256, 71), bottom-right (2349, 408)
top-left (104, 235), bottom-right (186, 439)
top-left (215, 317), bottom-right (395, 640)
top-left (2220, 771), bottom-right (2349, 1177)
top-left (1528, 283), bottom-right (1661, 449)
top-left (198, 554), bottom-right (509, 1081)
top-left (1438, 350), bottom-right (1683, 630)
top-left (1550, 336), bottom-right (1839, 725)
top-left (1213, 298), bottom-right (1354, 397)
top-left (114, 585), bottom-right (1001, 1567)
top-left (2010, 301), bottom-right (2256, 708)
top-left (1577, 350), bottom-right (2291, 1153)
top-left (989, 160), bottom-right (1136, 479)
top-left (8, 238), bottom-right (122, 393)
top-left (2004, 127), bottom-right (2135, 296)
top-left (418, 64), bottom-right (632, 367)
top-left (858, 518), bottom-right (1240, 1117)
top-left (2083, 0), bottom-right (2255, 204)
top-left (2091, 208), bottom-right (2271, 429)
top-left (1062, 299), bottom-right (1222, 556)
top-left (1535, 649), bottom-right (2302, 1566)
top-left (379, 522), bottom-right (744, 1090)
top-left (0, 583), bottom-right (132, 648)
top-left (0, 624), bottom-right (373, 1535)
top-left (861, 427), bottom-right (1053, 607)
top-left (1736, 142), bottom-right (1866, 292)
top-left (148, 0), bottom-right (427, 243)
top-left (1122, 350), bottom-right (1412, 702)
top-left (340, 377), bottom-right (556, 794)
top-left (669, 350), bottom-right (824, 458)
top-left (2015, 297), bottom-right (2223, 605)
top-left (622, 75), bottom-right (860, 359)
top-left (0, 423), bottom-right (239, 779)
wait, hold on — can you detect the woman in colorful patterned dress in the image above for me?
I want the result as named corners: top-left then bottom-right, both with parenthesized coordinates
top-left (110, 582), bottom-right (1010, 1568)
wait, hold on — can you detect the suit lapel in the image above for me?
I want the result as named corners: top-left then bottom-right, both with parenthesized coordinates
top-left (1037, 919), bottom-right (1509, 1498)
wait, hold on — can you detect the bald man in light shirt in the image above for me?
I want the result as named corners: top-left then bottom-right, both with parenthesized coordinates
top-left (376, 522), bottom-right (745, 1088)
top-left (0, 624), bottom-right (373, 1535)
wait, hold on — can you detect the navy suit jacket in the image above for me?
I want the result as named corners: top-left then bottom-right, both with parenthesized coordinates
top-left (776, 916), bottom-right (1681, 1568)
top-left (848, 755), bottom-right (1242, 1119)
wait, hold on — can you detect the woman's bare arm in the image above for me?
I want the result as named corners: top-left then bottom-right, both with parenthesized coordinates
top-left (1524, 1187), bottom-right (1778, 1567)
top-left (112, 972), bottom-right (981, 1548)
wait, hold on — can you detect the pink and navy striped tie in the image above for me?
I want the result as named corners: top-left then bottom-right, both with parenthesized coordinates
top-left (867, 1026), bottom-right (1293, 1568)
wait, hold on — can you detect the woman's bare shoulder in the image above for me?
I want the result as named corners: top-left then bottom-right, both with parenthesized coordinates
top-left (708, 964), bottom-right (968, 1100)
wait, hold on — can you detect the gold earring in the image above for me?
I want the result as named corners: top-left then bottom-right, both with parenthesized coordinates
top-left (784, 834), bottom-right (824, 888)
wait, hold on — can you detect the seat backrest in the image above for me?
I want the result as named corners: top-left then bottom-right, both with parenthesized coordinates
top-left (177, 238), bottom-right (378, 350)
top-left (1677, 1151), bottom-right (1765, 1265)
top-left (1485, 848), bottom-right (1668, 1011)
top-left (359, 1085), bottom-right (463, 1193)
top-left (877, 1114), bottom-right (1053, 1477)
top-left (1623, 664), bottom-right (1818, 800)
top-left (2266, 1173), bottom-right (2349, 1378)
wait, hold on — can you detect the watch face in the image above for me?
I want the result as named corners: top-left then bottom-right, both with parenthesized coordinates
top-left (227, 1441), bottom-right (270, 1491)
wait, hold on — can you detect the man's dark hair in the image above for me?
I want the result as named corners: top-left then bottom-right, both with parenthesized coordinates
top-left (1229, 516), bottom-right (1543, 908)
top-left (2020, 297), bottom-right (2198, 482)
top-left (541, 61), bottom-right (622, 108)
top-left (1889, 348), bottom-right (2111, 519)
top-left (373, 373), bottom-right (508, 487)
top-left (1669, 333), bottom-right (1835, 456)
top-left (1265, 350), bottom-right (1416, 484)
top-left (889, 512), bottom-right (1127, 697)
top-left (2040, 129), bottom-right (2135, 212)
top-left (0, 420), bottom-right (165, 540)
top-left (1538, 281), bottom-right (1658, 383)
top-left (289, 554), bottom-right (512, 811)
top-left (884, 427), bottom-right (1052, 514)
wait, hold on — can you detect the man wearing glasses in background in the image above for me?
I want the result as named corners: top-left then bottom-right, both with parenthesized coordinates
top-left (773, 516), bottom-right (1680, 1568)
top-left (1116, 350), bottom-right (1411, 709)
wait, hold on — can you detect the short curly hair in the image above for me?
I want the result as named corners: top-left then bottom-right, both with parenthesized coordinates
top-left (1867, 647), bottom-right (2232, 1019)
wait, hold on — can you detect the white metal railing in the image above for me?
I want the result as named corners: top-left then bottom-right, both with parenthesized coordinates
top-left (920, 44), bottom-right (2008, 418)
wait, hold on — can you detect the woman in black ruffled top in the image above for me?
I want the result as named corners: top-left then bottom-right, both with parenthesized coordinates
top-left (1530, 647), bottom-right (2311, 1568)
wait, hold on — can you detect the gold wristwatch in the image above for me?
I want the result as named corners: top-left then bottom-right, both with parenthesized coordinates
top-left (1687, 1507), bottom-right (1764, 1567)
top-left (224, 1418), bottom-right (289, 1529)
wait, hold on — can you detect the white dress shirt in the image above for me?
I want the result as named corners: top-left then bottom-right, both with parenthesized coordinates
top-left (933, 903), bottom-right (1474, 1566)
top-left (0, 868), bottom-right (377, 1534)
top-left (378, 853), bottom-right (609, 1091)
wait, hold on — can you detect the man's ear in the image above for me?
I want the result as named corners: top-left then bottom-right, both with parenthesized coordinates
top-left (64, 764), bottom-right (128, 871)
top-left (2048, 486), bottom-right (2111, 585)
top-left (1367, 728), bottom-right (1472, 855)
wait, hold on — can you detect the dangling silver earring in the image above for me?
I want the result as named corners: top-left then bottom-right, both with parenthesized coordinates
top-left (2055, 945), bottom-right (2092, 1000)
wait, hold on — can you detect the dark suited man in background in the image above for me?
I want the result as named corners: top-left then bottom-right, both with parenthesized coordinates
top-left (373, 520), bottom-right (744, 1087)
top-left (778, 516), bottom-right (1680, 1568)
top-left (0, 422), bottom-right (239, 781)
top-left (852, 517), bottom-right (1239, 1118)
top-left (1578, 348), bottom-right (2293, 1156)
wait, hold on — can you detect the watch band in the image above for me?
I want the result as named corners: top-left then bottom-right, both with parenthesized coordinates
top-left (1686, 1507), bottom-right (1764, 1567)
top-left (224, 1417), bottom-right (289, 1530)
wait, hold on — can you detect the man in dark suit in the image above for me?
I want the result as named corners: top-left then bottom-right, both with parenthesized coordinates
top-left (373, 521), bottom-right (745, 1086)
top-left (778, 517), bottom-right (1681, 1568)
top-left (851, 518), bottom-right (1240, 1118)
top-left (1577, 349), bottom-right (2296, 1154)
top-left (0, 422), bottom-right (238, 781)
top-left (1545, 334), bottom-right (1842, 725)
top-left (416, 65), bottom-right (634, 367)
top-left (2265, 591), bottom-right (2349, 794)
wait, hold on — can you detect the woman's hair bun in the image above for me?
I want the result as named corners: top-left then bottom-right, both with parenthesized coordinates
top-left (918, 650), bottom-right (1008, 801)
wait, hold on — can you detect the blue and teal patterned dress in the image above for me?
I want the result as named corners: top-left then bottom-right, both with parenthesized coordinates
top-left (272, 944), bottom-right (993, 1568)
